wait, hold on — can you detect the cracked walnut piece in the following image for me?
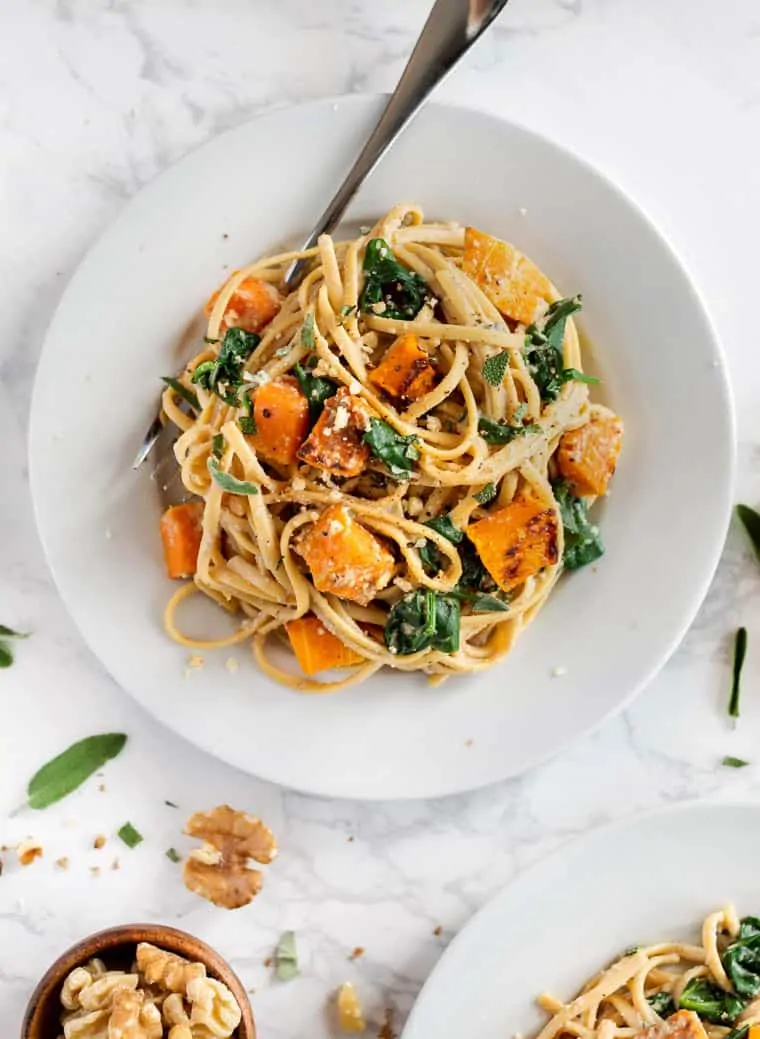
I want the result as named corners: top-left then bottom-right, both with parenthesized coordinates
top-left (183, 804), bottom-right (277, 909)
top-left (136, 943), bottom-right (206, 994)
top-left (108, 988), bottom-right (162, 1039)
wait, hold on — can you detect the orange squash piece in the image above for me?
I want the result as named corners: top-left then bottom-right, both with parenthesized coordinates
top-left (463, 227), bottom-right (552, 326)
top-left (557, 413), bottom-right (624, 497)
top-left (298, 503), bottom-right (395, 605)
top-left (466, 497), bottom-right (559, 592)
top-left (160, 502), bottom-right (204, 579)
top-left (205, 275), bottom-right (282, 334)
top-left (286, 616), bottom-right (365, 675)
top-left (249, 376), bottom-right (310, 467)
top-left (297, 387), bottom-right (371, 478)
top-left (369, 333), bottom-right (436, 401)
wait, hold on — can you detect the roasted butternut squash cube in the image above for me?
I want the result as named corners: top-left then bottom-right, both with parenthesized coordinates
top-left (369, 333), bottom-right (436, 401)
top-left (249, 376), bottom-right (310, 467)
top-left (297, 387), bottom-right (371, 478)
top-left (286, 615), bottom-right (365, 675)
top-left (160, 501), bottom-right (204, 579)
top-left (463, 227), bottom-right (552, 325)
top-left (205, 275), bottom-right (282, 334)
top-left (634, 1011), bottom-right (708, 1039)
top-left (466, 497), bottom-right (559, 592)
top-left (298, 504), bottom-right (395, 605)
top-left (557, 413), bottom-right (624, 497)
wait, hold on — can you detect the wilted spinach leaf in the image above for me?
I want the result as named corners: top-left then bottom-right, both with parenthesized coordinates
top-left (293, 363), bottom-right (338, 427)
top-left (384, 588), bottom-right (460, 656)
top-left (478, 416), bottom-right (540, 445)
top-left (524, 296), bottom-right (595, 402)
top-left (553, 479), bottom-right (604, 570)
top-left (364, 418), bottom-right (420, 479)
top-left (678, 978), bottom-right (745, 1025)
top-left (191, 327), bottom-right (260, 405)
top-left (723, 917), bottom-right (760, 996)
top-left (359, 238), bottom-right (430, 320)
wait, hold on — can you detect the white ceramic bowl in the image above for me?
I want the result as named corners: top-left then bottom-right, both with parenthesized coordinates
top-left (29, 96), bottom-right (734, 799)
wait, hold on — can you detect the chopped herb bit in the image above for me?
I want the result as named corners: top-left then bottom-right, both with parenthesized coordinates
top-left (165, 800), bottom-right (179, 808)
top-left (449, 588), bottom-right (510, 612)
top-left (27, 733), bottom-right (127, 810)
top-left (301, 313), bottom-right (316, 349)
top-left (191, 327), bottom-right (260, 404)
top-left (0, 645), bottom-right (12, 668)
top-left (648, 992), bottom-right (675, 1016)
top-left (553, 479), bottom-right (604, 570)
top-left (364, 418), bottom-right (420, 479)
top-left (340, 304), bottom-right (357, 317)
top-left (161, 377), bottom-right (200, 412)
top-left (561, 367), bottom-right (600, 386)
top-left (165, 847), bottom-right (181, 863)
top-left (623, 945), bottom-right (641, 956)
top-left (474, 483), bottom-right (497, 505)
top-left (482, 351), bottom-right (511, 387)
top-left (478, 415), bottom-right (540, 445)
top-left (207, 457), bottom-right (259, 496)
top-left (736, 504), bottom-right (760, 565)
top-left (274, 930), bottom-right (299, 982)
top-left (293, 363), bottom-right (338, 427)
top-left (722, 756), bottom-right (750, 769)
top-left (359, 238), bottom-right (430, 320)
top-left (239, 416), bottom-right (257, 435)
top-left (729, 627), bottom-right (748, 720)
top-left (524, 295), bottom-right (587, 402)
top-left (117, 822), bottom-right (143, 849)
top-left (385, 589), bottom-right (460, 656)
top-left (212, 434), bottom-right (225, 458)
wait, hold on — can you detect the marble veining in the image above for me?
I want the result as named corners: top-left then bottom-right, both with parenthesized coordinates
top-left (2, 0), bottom-right (760, 1035)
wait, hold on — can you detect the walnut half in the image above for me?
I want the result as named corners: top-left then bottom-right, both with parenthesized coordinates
top-left (136, 943), bottom-right (205, 994)
top-left (182, 804), bottom-right (277, 910)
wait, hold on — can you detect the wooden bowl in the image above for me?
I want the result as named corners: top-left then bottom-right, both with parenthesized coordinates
top-left (21, 923), bottom-right (255, 1039)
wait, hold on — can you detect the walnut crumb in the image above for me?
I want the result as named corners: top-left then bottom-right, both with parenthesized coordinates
top-left (225, 657), bottom-right (239, 674)
top-left (464, 739), bottom-right (474, 747)
top-left (93, 834), bottom-right (106, 850)
top-left (187, 654), bottom-right (204, 670)
top-left (89, 866), bottom-right (101, 878)
top-left (433, 925), bottom-right (443, 937)
top-left (98, 783), bottom-right (106, 793)
top-left (348, 947), bottom-right (364, 960)
top-left (17, 839), bottom-right (43, 866)
top-left (55, 857), bottom-right (70, 870)
top-left (111, 857), bottom-right (121, 871)
top-left (263, 958), bottom-right (272, 968)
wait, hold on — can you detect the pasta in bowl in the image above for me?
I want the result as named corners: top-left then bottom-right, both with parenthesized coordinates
top-left (159, 203), bottom-right (624, 692)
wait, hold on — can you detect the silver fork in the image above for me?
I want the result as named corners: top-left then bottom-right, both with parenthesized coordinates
top-left (133, 0), bottom-right (511, 506)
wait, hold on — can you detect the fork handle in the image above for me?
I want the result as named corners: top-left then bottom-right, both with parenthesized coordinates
top-left (283, 0), bottom-right (510, 287)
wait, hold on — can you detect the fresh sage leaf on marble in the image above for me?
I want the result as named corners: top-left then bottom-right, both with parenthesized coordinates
top-left (274, 930), bottom-right (299, 981)
top-left (736, 504), bottom-right (760, 565)
top-left (0, 625), bottom-right (30, 639)
top-left (27, 733), bottom-right (127, 810)
top-left (728, 627), bottom-right (748, 721)
top-left (0, 645), bottom-right (13, 668)
top-left (722, 756), bottom-right (750, 769)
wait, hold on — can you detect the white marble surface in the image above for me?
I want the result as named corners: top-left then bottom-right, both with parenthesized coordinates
top-left (2, 0), bottom-right (760, 1036)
